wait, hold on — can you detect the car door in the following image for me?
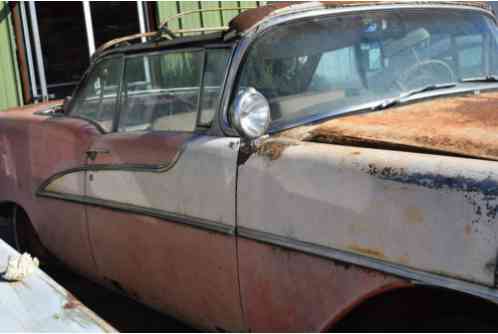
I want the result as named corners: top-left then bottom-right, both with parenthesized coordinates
top-left (35, 55), bottom-right (124, 281)
top-left (84, 47), bottom-right (244, 330)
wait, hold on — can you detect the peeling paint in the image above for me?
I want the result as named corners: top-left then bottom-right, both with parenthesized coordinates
top-left (256, 139), bottom-right (299, 161)
top-left (365, 164), bottom-right (498, 197)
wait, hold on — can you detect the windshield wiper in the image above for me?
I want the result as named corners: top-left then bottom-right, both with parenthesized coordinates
top-left (460, 75), bottom-right (498, 83)
top-left (371, 82), bottom-right (457, 111)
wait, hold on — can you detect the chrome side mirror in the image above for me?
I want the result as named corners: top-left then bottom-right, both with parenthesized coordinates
top-left (231, 87), bottom-right (271, 139)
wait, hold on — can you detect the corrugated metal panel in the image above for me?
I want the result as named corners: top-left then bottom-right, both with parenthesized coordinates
top-left (156, 1), bottom-right (264, 35)
top-left (0, 1), bottom-right (22, 111)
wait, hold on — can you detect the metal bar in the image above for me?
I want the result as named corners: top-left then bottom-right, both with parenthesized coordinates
top-left (172, 26), bottom-right (229, 34)
top-left (19, 2), bottom-right (36, 100)
top-left (11, 2), bottom-right (32, 104)
top-left (28, 2), bottom-right (48, 101)
top-left (136, 1), bottom-right (151, 86)
top-left (82, 1), bottom-right (95, 56)
top-left (137, 1), bottom-right (147, 42)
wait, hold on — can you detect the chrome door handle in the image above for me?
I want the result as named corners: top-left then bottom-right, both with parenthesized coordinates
top-left (86, 148), bottom-right (110, 161)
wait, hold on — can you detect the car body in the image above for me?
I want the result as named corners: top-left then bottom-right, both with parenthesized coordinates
top-left (3, 1), bottom-right (498, 331)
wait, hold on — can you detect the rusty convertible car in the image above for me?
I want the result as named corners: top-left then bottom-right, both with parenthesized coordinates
top-left (4, 1), bottom-right (498, 331)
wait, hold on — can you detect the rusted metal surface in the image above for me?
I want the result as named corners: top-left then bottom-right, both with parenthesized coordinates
top-left (228, 2), bottom-right (297, 32)
top-left (281, 91), bottom-right (498, 162)
top-left (0, 239), bottom-right (115, 332)
top-left (237, 237), bottom-right (410, 331)
top-left (0, 102), bottom-right (102, 281)
top-left (88, 207), bottom-right (244, 331)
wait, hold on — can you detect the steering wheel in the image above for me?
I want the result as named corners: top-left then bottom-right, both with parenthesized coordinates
top-left (392, 59), bottom-right (456, 91)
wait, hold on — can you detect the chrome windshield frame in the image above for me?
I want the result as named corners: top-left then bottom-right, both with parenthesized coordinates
top-left (218, 3), bottom-right (497, 137)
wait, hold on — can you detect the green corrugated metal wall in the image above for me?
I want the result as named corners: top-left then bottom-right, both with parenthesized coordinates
top-left (0, 1), bottom-right (22, 111)
top-left (156, 1), bottom-right (265, 34)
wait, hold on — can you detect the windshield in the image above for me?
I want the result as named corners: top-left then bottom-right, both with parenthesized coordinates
top-left (235, 8), bottom-right (498, 129)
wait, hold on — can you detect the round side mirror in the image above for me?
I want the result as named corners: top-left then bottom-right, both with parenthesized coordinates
top-left (231, 87), bottom-right (271, 139)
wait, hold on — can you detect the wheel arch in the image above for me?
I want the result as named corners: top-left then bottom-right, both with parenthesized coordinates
top-left (0, 200), bottom-right (50, 260)
top-left (323, 284), bottom-right (498, 331)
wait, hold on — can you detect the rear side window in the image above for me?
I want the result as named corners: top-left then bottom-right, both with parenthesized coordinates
top-left (118, 50), bottom-right (203, 132)
top-left (70, 57), bottom-right (123, 132)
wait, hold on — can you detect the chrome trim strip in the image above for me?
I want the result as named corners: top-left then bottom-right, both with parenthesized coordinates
top-left (237, 226), bottom-right (498, 303)
top-left (38, 191), bottom-right (234, 236)
top-left (36, 134), bottom-right (196, 196)
top-left (268, 85), bottom-right (498, 134)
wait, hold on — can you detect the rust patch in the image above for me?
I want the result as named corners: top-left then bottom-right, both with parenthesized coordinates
top-left (404, 207), bottom-right (424, 225)
top-left (348, 244), bottom-right (385, 259)
top-left (64, 292), bottom-right (82, 310)
top-left (293, 91), bottom-right (498, 161)
top-left (464, 224), bottom-right (472, 236)
top-left (398, 255), bottom-right (409, 265)
top-left (257, 139), bottom-right (299, 161)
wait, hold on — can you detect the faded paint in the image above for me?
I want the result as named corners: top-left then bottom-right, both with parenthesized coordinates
top-left (80, 137), bottom-right (238, 227)
top-left (0, 239), bottom-right (115, 332)
top-left (237, 237), bottom-right (410, 332)
top-left (238, 140), bottom-right (498, 286)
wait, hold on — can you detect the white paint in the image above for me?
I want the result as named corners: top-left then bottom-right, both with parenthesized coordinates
top-left (28, 2), bottom-right (48, 100)
top-left (46, 137), bottom-right (240, 226)
top-left (82, 1), bottom-right (96, 56)
top-left (238, 140), bottom-right (498, 286)
top-left (0, 239), bottom-right (114, 332)
top-left (88, 137), bottom-right (239, 225)
top-left (46, 172), bottom-right (85, 197)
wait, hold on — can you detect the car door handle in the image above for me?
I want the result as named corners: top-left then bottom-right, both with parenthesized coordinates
top-left (86, 148), bottom-right (110, 161)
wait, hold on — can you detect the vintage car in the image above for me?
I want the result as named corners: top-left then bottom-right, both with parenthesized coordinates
top-left (3, 1), bottom-right (498, 331)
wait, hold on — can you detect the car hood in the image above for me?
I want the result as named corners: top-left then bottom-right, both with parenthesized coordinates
top-left (280, 90), bottom-right (498, 161)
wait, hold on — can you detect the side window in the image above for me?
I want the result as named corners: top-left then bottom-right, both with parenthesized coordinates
top-left (70, 57), bottom-right (123, 132)
top-left (198, 48), bottom-right (231, 126)
top-left (119, 50), bottom-right (203, 132)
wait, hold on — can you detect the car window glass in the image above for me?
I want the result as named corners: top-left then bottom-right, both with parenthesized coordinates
top-left (119, 50), bottom-right (203, 132)
top-left (70, 58), bottom-right (122, 132)
top-left (235, 9), bottom-right (498, 129)
top-left (198, 48), bottom-right (231, 126)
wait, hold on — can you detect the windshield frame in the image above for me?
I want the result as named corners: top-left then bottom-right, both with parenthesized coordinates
top-left (220, 3), bottom-right (498, 137)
